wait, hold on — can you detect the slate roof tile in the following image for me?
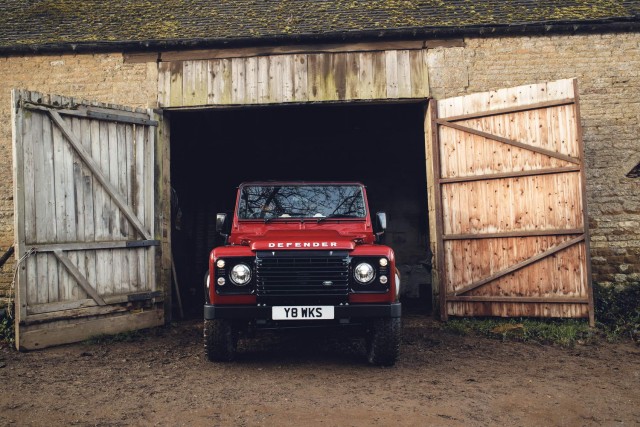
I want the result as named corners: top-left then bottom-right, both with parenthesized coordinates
top-left (0, 0), bottom-right (638, 53)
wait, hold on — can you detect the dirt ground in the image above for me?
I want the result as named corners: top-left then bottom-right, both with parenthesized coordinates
top-left (1, 314), bottom-right (638, 427)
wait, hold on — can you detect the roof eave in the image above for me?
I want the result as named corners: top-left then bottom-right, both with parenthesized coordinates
top-left (1, 17), bottom-right (639, 56)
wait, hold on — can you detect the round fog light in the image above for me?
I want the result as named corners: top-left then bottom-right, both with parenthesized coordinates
top-left (379, 258), bottom-right (388, 267)
top-left (217, 277), bottom-right (226, 286)
top-left (379, 275), bottom-right (388, 284)
top-left (216, 259), bottom-right (225, 268)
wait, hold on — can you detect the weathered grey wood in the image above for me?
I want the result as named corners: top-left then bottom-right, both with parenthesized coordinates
top-left (14, 90), bottom-right (161, 349)
top-left (156, 111), bottom-right (172, 323)
top-left (145, 112), bottom-right (156, 292)
top-left (134, 123), bottom-right (146, 288)
top-left (453, 235), bottom-right (585, 296)
top-left (11, 90), bottom-right (28, 328)
top-left (158, 49), bottom-right (430, 107)
top-left (48, 111), bottom-right (151, 239)
top-left (18, 309), bottom-right (164, 350)
top-left (27, 298), bottom-right (98, 315)
top-left (53, 250), bottom-right (106, 305)
top-left (32, 240), bottom-right (160, 252)
top-left (160, 40), bottom-right (425, 62)
top-left (23, 102), bottom-right (158, 126)
top-left (24, 305), bottom-right (129, 325)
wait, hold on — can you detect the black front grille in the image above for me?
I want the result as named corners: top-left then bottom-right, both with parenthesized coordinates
top-left (256, 251), bottom-right (350, 304)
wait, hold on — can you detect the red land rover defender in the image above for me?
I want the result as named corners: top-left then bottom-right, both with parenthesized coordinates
top-left (204, 182), bottom-right (401, 365)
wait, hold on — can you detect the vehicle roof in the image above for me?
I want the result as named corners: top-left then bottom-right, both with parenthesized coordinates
top-left (239, 181), bottom-right (366, 187)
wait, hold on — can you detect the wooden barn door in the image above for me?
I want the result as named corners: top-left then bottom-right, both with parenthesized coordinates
top-left (426, 79), bottom-right (594, 324)
top-left (12, 90), bottom-right (165, 349)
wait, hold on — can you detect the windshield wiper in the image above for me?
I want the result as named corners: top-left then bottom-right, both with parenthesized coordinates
top-left (316, 214), bottom-right (358, 223)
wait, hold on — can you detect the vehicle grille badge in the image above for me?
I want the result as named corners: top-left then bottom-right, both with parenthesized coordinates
top-left (322, 281), bottom-right (333, 287)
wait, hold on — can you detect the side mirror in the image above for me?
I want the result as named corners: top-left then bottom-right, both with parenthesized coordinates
top-left (374, 212), bottom-right (387, 243)
top-left (216, 213), bottom-right (230, 234)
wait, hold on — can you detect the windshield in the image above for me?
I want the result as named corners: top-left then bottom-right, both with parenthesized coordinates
top-left (238, 184), bottom-right (367, 220)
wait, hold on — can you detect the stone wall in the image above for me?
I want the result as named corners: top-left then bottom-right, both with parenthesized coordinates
top-left (427, 33), bottom-right (640, 287)
top-left (0, 53), bottom-right (158, 307)
top-left (0, 32), bottom-right (638, 308)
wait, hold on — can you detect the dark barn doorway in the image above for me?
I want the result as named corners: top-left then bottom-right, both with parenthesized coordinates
top-left (169, 102), bottom-right (430, 317)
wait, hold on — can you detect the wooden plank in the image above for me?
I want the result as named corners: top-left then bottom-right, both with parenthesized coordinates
top-left (409, 50), bottom-right (427, 98)
top-left (24, 305), bottom-right (129, 325)
top-left (134, 121), bottom-right (146, 288)
top-left (439, 166), bottom-right (581, 184)
top-left (385, 50), bottom-right (399, 99)
top-left (245, 56), bottom-right (259, 104)
top-left (282, 55), bottom-right (295, 103)
top-left (169, 61), bottom-right (184, 107)
top-left (573, 79), bottom-right (595, 327)
top-left (158, 62), bottom-right (170, 108)
top-left (268, 55), bottom-right (284, 103)
top-left (31, 240), bottom-right (160, 252)
top-left (429, 100), bottom-right (447, 320)
top-left (293, 54), bottom-right (308, 102)
top-left (27, 292), bottom-right (160, 321)
top-left (27, 298), bottom-right (97, 315)
top-left (447, 296), bottom-right (589, 303)
top-left (145, 112), bottom-right (156, 292)
top-left (183, 60), bottom-right (208, 106)
top-left (53, 250), bottom-right (106, 305)
top-left (437, 120), bottom-right (581, 165)
top-left (18, 309), bottom-right (164, 350)
top-left (443, 228), bottom-right (584, 240)
top-left (396, 50), bottom-right (412, 98)
top-left (12, 90), bottom-right (28, 327)
top-left (371, 52), bottom-right (387, 99)
top-left (345, 52), bottom-right (360, 100)
top-left (118, 124), bottom-right (131, 294)
top-left (255, 56), bottom-right (268, 103)
top-left (24, 103), bottom-right (158, 126)
top-left (358, 52), bottom-right (374, 99)
top-left (452, 235), bottom-right (585, 296)
top-left (160, 40), bottom-right (425, 62)
top-left (231, 57), bottom-right (246, 104)
top-left (156, 112), bottom-right (172, 322)
top-left (441, 99), bottom-right (576, 123)
top-left (48, 111), bottom-right (151, 239)
top-left (72, 117), bottom-right (88, 300)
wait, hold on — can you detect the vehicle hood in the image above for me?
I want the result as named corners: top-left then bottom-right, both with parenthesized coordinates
top-left (247, 229), bottom-right (359, 251)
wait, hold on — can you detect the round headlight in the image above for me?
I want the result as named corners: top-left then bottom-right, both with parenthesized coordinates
top-left (379, 258), bottom-right (388, 267)
top-left (354, 263), bottom-right (375, 284)
top-left (216, 259), bottom-right (225, 268)
top-left (230, 263), bottom-right (251, 286)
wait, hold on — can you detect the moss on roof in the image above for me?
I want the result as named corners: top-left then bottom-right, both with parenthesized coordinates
top-left (0, 0), bottom-right (639, 52)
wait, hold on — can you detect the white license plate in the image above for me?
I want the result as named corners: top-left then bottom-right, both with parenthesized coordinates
top-left (272, 306), bottom-right (334, 320)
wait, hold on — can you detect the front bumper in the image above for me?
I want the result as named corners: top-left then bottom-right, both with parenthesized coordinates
top-left (204, 303), bottom-right (401, 320)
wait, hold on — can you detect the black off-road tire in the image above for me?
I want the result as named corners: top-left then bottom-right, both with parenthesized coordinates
top-left (366, 318), bottom-right (401, 366)
top-left (204, 319), bottom-right (238, 362)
